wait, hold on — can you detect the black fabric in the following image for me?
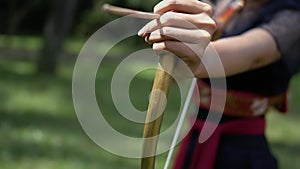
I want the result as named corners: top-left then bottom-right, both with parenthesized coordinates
top-left (205, 0), bottom-right (300, 96)
top-left (225, 60), bottom-right (291, 95)
top-left (203, 61), bottom-right (291, 95)
top-left (197, 107), bottom-right (247, 123)
top-left (184, 108), bottom-right (271, 169)
top-left (182, 1), bottom-right (299, 169)
top-left (222, 0), bottom-right (300, 37)
top-left (261, 10), bottom-right (300, 75)
top-left (182, 130), bottom-right (200, 169)
top-left (179, 128), bottom-right (278, 169)
top-left (215, 134), bottom-right (278, 169)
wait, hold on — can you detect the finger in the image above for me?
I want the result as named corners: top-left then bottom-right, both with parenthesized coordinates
top-left (147, 27), bottom-right (212, 44)
top-left (153, 41), bottom-right (207, 77)
top-left (138, 12), bottom-right (215, 37)
top-left (154, 0), bottom-right (213, 15)
top-left (138, 11), bottom-right (195, 37)
top-left (153, 41), bottom-right (206, 61)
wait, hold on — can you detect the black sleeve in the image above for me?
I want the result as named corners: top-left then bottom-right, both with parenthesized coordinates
top-left (260, 9), bottom-right (300, 75)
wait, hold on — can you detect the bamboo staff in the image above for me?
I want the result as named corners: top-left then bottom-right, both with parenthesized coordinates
top-left (102, 4), bottom-right (177, 169)
top-left (102, 2), bottom-right (245, 169)
top-left (102, 4), bottom-right (160, 19)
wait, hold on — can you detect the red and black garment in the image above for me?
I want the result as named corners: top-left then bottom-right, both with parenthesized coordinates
top-left (172, 0), bottom-right (300, 169)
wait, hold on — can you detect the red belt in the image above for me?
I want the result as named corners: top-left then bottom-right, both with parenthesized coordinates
top-left (173, 118), bottom-right (265, 169)
top-left (195, 80), bottom-right (288, 117)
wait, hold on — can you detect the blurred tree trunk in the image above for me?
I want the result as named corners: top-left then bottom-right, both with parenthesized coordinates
top-left (37, 0), bottom-right (77, 74)
top-left (5, 0), bottom-right (35, 46)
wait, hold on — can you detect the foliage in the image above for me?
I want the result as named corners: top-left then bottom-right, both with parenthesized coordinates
top-left (74, 0), bottom-right (160, 37)
top-left (0, 49), bottom-right (300, 168)
top-left (0, 0), bottom-right (160, 37)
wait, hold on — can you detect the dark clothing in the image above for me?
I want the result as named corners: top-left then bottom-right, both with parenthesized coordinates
top-left (214, 6), bottom-right (300, 96)
top-left (181, 132), bottom-right (278, 169)
top-left (213, 2), bottom-right (300, 168)
top-left (174, 1), bottom-right (300, 169)
top-left (174, 108), bottom-right (270, 169)
top-left (261, 10), bottom-right (300, 75)
top-left (215, 134), bottom-right (278, 169)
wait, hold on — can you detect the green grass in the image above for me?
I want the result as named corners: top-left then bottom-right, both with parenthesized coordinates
top-left (267, 74), bottom-right (300, 169)
top-left (0, 34), bottom-right (146, 58)
top-left (0, 35), bottom-right (43, 51)
top-left (0, 39), bottom-right (300, 168)
top-left (0, 59), bottom-right (143, 169)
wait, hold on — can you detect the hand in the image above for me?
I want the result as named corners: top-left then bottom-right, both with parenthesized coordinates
top-left (138, 0), bottom-right (216, 77)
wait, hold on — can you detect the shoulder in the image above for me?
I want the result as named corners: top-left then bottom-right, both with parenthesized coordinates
top-left (268, 9), bottom-right (300, 23)
top-left (260, 9), bottom-right (300, 75)
top-left (261, 9), bottom-right (300, 43)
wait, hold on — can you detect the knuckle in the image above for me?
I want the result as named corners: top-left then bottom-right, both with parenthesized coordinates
top-left (164, 11), bottom-right (174, 17)
top-left (206, 20), bottom-right (217, 32)
top-left (204, 34), bottom-right (212, 41)
top-left (156, 41), bottom-right (173, 51)
top-left (202, 31), bottom-right (212, 40)
top-left (162, 42), bottom-right (171, 50)
top-left (166, 0), bottom-right (179, 6)
top-left (203, 4), bottom-right (213, 16)
top-left (162, 27), bottom-right (172, 36)
top-left (195, 14), bottom-right (216, 32)
top-left (145, 36), bottom-right (153, 44)
top-left (207, 20), bottom-right (217, 34)
top-left (194, 30), bottom-right (212, 43)
top-left (160, 11), bottom-right (175, 25)
top-left (153, 0), bottom-right (179, 13)
top-left (153, 43), bottom-right (166, 51)
top-left (153, 6), bottom-right (158, 13)
top-left (161, 11), bottom-right (174, 22)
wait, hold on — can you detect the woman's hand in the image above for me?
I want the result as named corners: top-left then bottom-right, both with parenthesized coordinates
top-left (138, 0), bottom-right (216, 77)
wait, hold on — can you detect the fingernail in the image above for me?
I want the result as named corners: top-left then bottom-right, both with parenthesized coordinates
top-left (138, 29), bottom-right (144, 36)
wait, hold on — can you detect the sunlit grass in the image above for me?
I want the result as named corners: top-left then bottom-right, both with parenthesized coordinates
top-left (0, 34), bottom-right (146, 57)
top-left (0, 48), bottom-right (299, 169)
top-left (0, 59), bottom-right (146, 169)
top-left (0, 35), bottom-right (43, 51)
top-left (266, 73), bottom-right (300, 169)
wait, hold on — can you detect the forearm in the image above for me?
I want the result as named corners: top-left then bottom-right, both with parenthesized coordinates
top-left (195, 28), bottom-right (281, 78)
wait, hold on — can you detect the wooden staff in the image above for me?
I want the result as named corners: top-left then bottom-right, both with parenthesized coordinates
top-left (102, 2), bottom-right (245, 168)
top-left (102, 4), bottom-right (177, 169)
top-left (141, 52), bottom-right (176, 169)
top-left (102, 4), bottom-right (160, 19)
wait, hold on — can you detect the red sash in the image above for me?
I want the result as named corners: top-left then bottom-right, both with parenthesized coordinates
top-left (173, 118), bottom-right (265, 169)
top-left (196, 80), bottom-right (288, 117)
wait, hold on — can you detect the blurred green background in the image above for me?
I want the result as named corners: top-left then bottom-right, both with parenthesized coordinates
top-left (0, 0), bottom-right (299, 169)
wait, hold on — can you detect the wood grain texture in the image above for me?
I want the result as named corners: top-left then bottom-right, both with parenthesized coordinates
top-left (102, 4), bottom-right (160, 19)
top-left (141, 53), bottom-right (177, 169)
